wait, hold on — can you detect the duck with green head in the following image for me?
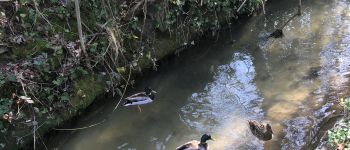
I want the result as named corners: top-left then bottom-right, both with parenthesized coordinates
top-left (176, 134), bottom-right (215, 150)
top-left (123, 87), bottom-right (157, 112)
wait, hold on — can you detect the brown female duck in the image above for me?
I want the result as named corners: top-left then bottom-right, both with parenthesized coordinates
top-left (248, 120), bottom-right (273, 141)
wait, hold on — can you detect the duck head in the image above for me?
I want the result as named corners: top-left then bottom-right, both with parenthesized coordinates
top-left (145, 87), bottom-right (157, 95)
top-left (200, 134), bottom-right (215, 143)
top-left (266, 124), bottom-right (273, 134)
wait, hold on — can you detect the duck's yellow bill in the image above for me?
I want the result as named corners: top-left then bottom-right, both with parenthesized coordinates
top-left (210, 138), bottom-right (216, 141)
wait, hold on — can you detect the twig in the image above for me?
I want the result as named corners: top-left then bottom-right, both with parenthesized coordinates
top-left (74, 0), bottom-right (92, 70)
top-left (260, 0), bottom-right (266, 15)
top-left (140, 0), bottom-right (148, 43)
top-left (281, 0), bottom-right (302, 29)
top-left (54, 120), bottom-right (105, 131)
top-left (17, 122), bottom-right (45, 140)
top-left (106, 28), bottom-right (120, 63)
top-left (280, 13), bottom-right (299, 30)
top-left (91, 43), bottom-right (111, 68)
top-left (18, 72), bottom-right (28, 96)
top-left (269, 0), bottom-right (302, 38)
top-left (33, 114), bottom-right (36, 150)
top-left (113, 66), bottom-right (132, 111)
top-left (27, 87), bottom-right (46, 106)
top-left (82, 21), bottom-right (93, 34)
top-left (37, 131), bottom-right (48, 150)
top-left (103, 63), bottom-right (116, 96)
top-left (298, 0), bottom-right (302, 15)
top-left (32, 0), bottom-right (53, 27)
top-left (237, 0), bottom-right (248, 13)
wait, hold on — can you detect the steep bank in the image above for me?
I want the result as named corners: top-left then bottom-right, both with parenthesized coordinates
top-left (0, 0), bottom-right (265, 148)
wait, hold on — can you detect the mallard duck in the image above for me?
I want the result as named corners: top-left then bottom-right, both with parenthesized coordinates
top-left (248, 120), bottom-right (273, 141)
top-left (123, 87), bottom-right (156, 112)
top-left (176, 134), bottom-right (215, 150)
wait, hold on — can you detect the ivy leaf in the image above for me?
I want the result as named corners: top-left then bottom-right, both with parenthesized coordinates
top-left (60, 93), bottom-right (70, 102)
top-left (6, 74), bottom-right (17, 82)
top-left (52, 76), bottom-right (65, 86)
top-left (89, 43), bottom-right (97, 53)
top-left (116, 67), bottom-right (125, 74)
top-left (115, 88), bottom-right (122, 96)
top-left (47, 95), bottom-right (54, 102)
top-left (0, 98), bottom-right (12, 115)
top-left (0, 73), bottom-right (5, 87)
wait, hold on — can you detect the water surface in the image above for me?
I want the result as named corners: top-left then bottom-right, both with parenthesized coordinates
top-left (47, 0), bottom-right (350, 149)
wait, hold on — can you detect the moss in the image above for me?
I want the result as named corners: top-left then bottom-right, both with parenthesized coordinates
top-left (36, 75), bottom-right (104, 134)
top-left (11, 40), bottom-right (49, 59)
top-left (70, 74), bottom-right (104, 111)
top-left (154, 37), bottom-right (180, 58)
top-left (136, 37), bottom-right (181, 69)
top-left (50, 20), bottom-right (78, 41)
top-left (18, 74), bottom-right (105, 149)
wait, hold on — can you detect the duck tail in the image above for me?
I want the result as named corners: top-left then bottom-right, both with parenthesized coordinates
top-left (248, 120), bottom-right (253, 125)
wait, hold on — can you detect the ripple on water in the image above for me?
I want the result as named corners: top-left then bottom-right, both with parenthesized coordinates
top-left (282, 117), bottom-right (312, 149)
top-left (180, 53), bottom-right (264, 149)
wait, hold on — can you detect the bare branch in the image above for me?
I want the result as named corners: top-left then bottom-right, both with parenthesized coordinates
top-left (74, 0), bottom-right (92, 70)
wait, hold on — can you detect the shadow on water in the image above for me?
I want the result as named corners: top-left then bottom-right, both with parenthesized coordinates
top-left (45, 0), bottom-right (350, 149)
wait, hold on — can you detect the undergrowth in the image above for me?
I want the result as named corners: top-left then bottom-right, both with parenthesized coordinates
top-left (0, 0), bottom-right (264, 148)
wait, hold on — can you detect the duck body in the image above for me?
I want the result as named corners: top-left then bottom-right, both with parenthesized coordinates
top-left (122, 87), bottom-right (156, 107)
top-left (248, 120), bottom-right (273, 141)
top-left (176, 140), bottom-right (207, 150)
top-left (123, 92), bottom-right (153, 106)
top-left (176, 134), bottom-right (213, 150)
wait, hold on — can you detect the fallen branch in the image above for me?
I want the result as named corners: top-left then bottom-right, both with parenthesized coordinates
top-left (237, 0), bottom-right (248, 13)
top-left (269, 0), bottom-right (302, 38)
top-left (54, 120), bottom-right (105, 131)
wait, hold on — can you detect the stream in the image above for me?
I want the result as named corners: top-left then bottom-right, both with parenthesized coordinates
top-left (47, 0), bottom-right (350, 149)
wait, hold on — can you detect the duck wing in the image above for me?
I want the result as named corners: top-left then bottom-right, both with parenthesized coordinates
top-left (176, 140), bottom-right (200, 150)
top-left (126, 92), bottom-right (147, 98)
top-left (248, 120), bottom-right (265, 131)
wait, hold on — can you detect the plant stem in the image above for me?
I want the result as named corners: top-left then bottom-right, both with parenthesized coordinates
top-left (74, 0), bottom-right (92, 70)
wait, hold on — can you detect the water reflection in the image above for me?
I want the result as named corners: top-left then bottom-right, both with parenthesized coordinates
top-left (45, 0), bottom-right (350, 149)
top-left (180, 53), bottom-right (264, 149)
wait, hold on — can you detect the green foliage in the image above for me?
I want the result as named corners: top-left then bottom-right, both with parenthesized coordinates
top-left (0, 73), bottom-right (5, 87)
top-left (0, 0), bottom-right (264, 147)
top-left (69, 67), bottom-right (88, 79)
top-left (0, 98), bottom-right (12, 133)
top-left (340, 97), bottom-right (350, 112)
top-left (0, 98), bottom-right (12, 116)
top-left (328, 119), bottom-right (350, 148)
top-left (327, 97), bottom-right (350, 148)
top-left (60, 92), bottom-right (70, 102)
top-left (11, 40), bottom-right (49, 59)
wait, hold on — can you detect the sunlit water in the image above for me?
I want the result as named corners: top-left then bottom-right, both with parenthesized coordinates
top-left (46, 0), bottom-right (350, 149)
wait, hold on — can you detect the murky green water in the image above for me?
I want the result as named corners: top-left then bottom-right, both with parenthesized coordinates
top-left (47, 0), bottom-right (350, 149)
